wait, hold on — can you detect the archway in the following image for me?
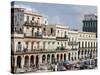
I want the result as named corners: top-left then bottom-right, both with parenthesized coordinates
top-left (68, 53), bottom-right (71, 61)
top-left (47, 54), bottom-right (50, 63)
top-left (17, 56), bottom-right (21, 68)
top-left (25, 56), bottom-right (29, 67)
top-left (42, 55), bottom-right (46, 63)
top-left (60, 54), bottom-right (63, 61)
top-left (64, 54), bottom-right (66, 61)
top-left (57, 54), bottom-right (59, 62)
top-left (78, 50), bottom-right (80, 59)
top-left (30, 55), bottom-right (34, 66)
top-left (36, 55), bottom-right (39, 67)
top-left (90, 50), bottom-right (92, 59)
top-left (85, 50), bottom-right (87, 58)
top-left (51, 54), bottom-right (55, 64)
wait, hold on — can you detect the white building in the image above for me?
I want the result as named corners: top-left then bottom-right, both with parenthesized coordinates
top-left (11, 8), bottom-right (97, 73)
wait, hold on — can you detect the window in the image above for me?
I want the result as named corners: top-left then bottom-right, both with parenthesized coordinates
top-left (17, 42), bottom-right (22, 51)
top-left (19, 28), bottom-right (22, 32)
top-left (38, 17), bottom-right (40, 19)
top-left (50, 28), bottom-right (53, 34)
top-left (79, 42), bottom-right (80, 48)
top-left (65, 42), bottom-right (66, 46)
top-left (81, 50), bottom-right (83, 55)
top-left (26, 16), bottom-right (29, 22)
top-left (43, 28), bottom-right (46, 31)
top-left (65, 31), bottom-right (66, 35)
top-left (91, 42), bottom-right (92, 48)
top-left (57, 30), bottom-right (59, 34)
top-left (45, 20), bottom-right (47, 24)
top-left (32, 17), bottom-right (35, 20)
top-left (14, 27), bottom-right (16, 32)
top-left (20, 17), bottom-right (22, 21)
top-left (26, 26), bottom-right (29, 29)
top-left (94, 42), bottom-right (95, 47)
top-left (57, 42), bottom-right (59, 45)
top-left (26, 42), bottom-right (28, 48)
top-left (15, 16), bottom-right (17, 24)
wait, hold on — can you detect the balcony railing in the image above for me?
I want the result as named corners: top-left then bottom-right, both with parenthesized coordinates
top-left (24, 32), bottom-right (42, 38)
top-left (13, 48), bottom-right (70, 54)
top-left (56, 47), bottom-right (66, 50)
top-left (34, 32), bottom-right (42, 38)
top-left (24, 21), bottom-right (42, 27)
top-left (79, 47), bottom-right (97, 49)
top-left (68, 41), bottom-right (79, 45)
top-left (56, 35), bottom-right (68, 41)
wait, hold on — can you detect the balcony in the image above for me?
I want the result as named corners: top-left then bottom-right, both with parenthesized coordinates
top-left (68, 48), bottom-right (78, 51)
top-left (24, 21), bottom-right (42, 27)
top-left (34, 32), bottom-right (42, 38)
top-left (13, 48), bottom-right (69, 55)
top-left (68, 41), bottom-right (79, 45)
top-left (24, 32), bottom-right (42, 38)
top-left (56, 35), bottom-right (68, 41)
top-left (56, 47), bottom-right (66, 50)
top-left (78, 47), bottom-right (97, 50)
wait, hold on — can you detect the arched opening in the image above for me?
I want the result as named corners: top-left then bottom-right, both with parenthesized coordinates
top-left (47, 54), bottom-right (50, 63)
top-left (51, 54), bottom-right (55, 64)
top-left (90, 50), bottom-right (92, 59)
top-left (30, 55), bottom-right (34, 66)
top-left (17, 42), bottom-right (22, 51)
top-left (11, 56), bottom-right (15, 73)
top-left (85, 50), bottom-right (87, 58)
top-left (64, 54), bottom-right (66, 61)
top-left (60, 54), bottom-right (63, 61)
top-left (36, 55), bottom-right (39, 67)
top-left (78, 50), bottom-right (80, 59)
top-left (68, 53), bottom-right (71, 61)
top-left (17, 56), bottom-right (21, 68)
top-left (88, 50), bottom-right (90, 54)
top-left (25, 56), bottom-right (29, 67)
top-left (57, 54), bottom-right (59, 62)
top-left (42, 55), bottom-right (46, 63)
top-left (81, 50), bottom-right (84, 55)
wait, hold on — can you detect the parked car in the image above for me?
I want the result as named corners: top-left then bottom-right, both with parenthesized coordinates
top-left (57, 65), bottom-right (66, 71)
top-left (63, 63), bottom-right (73, 70)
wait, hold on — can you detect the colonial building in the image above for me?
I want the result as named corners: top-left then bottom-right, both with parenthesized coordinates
top-left (11, 8), bottom-right (97, 73)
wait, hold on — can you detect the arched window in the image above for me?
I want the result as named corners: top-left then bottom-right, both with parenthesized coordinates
top-left (42, 55), bottom-right (46, 63)
top-left (17, 56), bottom-right (21, 68)
top-left (17, 42), bottom-right (22, 51)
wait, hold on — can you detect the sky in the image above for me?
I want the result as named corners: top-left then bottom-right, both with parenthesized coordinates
top-left (13, 1), bottom-right (97, 31)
